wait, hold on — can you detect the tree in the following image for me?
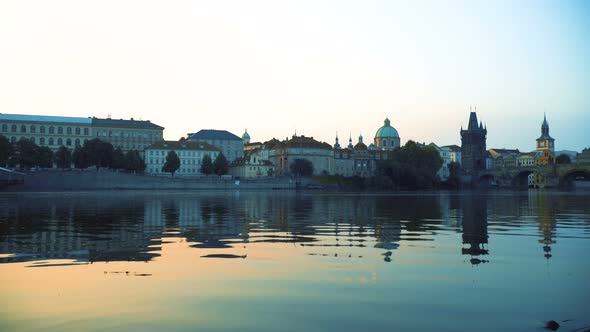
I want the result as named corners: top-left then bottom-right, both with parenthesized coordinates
top-left (15, 138), bottom-right (38, 169)
top-left (446, 161), bottom-right (462, 189)
top-left (125, 150), bottom-right (146, 173)
top-left (162, 150), bottom-right (180, 176)
top-left (55, 146), bottom-right (72, 168)
top-left (84, 138), bottom-right (114, 169)
top-left (35, 146), bottom-right (54, 168)
top-left (200, 154), bottom-right (214, 175)
top-left (290, 158), bottom-right (314, 176)
top-left (111, 148), bottom-right (126, 170)
top-left (556, 154), bottom-right (571, 164)
top-left (0, 134), bottom-right (11, 167)
top-left (72, 146), bottom-right (89, 169)
top-left (213, 152), bottom-right (229, 176)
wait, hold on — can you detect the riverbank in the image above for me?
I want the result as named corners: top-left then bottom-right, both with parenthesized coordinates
top-left (1, 170), bottom-right (297, 191)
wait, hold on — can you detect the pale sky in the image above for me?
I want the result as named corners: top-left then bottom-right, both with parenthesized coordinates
top-left (1, 0), bottom-right (588, 151)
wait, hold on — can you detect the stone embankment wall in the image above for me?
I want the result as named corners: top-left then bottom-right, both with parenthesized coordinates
top-left (4, 170), bottom-right (296, 191)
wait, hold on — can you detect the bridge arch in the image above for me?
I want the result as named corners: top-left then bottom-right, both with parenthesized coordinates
top-left (511, 170), bottom-right (535, 188)
top-left (559, 168), bottom-right (590, 189)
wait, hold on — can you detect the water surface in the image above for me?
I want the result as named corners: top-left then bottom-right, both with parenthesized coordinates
top-left (1, 191), bottom-right (589, 331)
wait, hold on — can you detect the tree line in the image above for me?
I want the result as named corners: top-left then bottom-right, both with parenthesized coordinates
top-left (0, 135), bottom-right (145, 172)
top-left (161, 150), bottom-right (229, 176)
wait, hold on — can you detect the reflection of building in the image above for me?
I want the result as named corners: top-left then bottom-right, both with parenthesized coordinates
top-left (534, 192), bottom-right (556, 259)
top-left (461, 111), bottom-right (487, 174)
top-left (145, 140), bottom-right (219, 177)
top-left (460, 196), bottom-right (489, 264)
top-left (187, 129), bottom-right (243, 162)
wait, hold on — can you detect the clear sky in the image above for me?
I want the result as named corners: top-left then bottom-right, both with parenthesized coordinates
top-left (1, 0), bottom-right (588, 151)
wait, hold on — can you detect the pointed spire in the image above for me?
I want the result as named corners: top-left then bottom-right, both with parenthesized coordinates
top-left (468, 112), bottom-right (479, 130)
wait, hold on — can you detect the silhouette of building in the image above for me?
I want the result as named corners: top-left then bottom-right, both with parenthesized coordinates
top-left (461, 111), bottom-right (487, 174)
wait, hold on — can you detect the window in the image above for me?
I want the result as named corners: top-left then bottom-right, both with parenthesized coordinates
top-left (1, 124), bottom-right (6, 132)
top-left (30, 125), bottom-right (36, 133)
top-left (84, 128), bottom-right (89, 135)
top-left (58, 127), bottom-right (63, 134)
top-left (383, 140), bottom-right (387, 147)
top-left (49, 126), bottom-right (55, 134)
top-left (49, 138), bottom-right (54, 145)
top-left (40, 137), bottom-right (45, 145)
top-left (21, 125), bottom-right (26, 133)
top-left (40, 126), bottom-right (45, 133)
top-left (75, 139), bottom-right (80, 146)
top-left (57, 138), bottom-right (63, 145)
top-left (75, 127), bottom-right (80, 135)
top-left (67, 127), bottom-right (72, 135)
top-left (66, 139), bottom-right (71, 146)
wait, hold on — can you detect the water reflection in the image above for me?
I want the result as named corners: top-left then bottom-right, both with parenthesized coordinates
top-left (0, 191), bottom-right (589, 266)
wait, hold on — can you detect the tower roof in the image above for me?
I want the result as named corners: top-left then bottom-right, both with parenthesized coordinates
top-left (468, 112), bottom-right (479, 130)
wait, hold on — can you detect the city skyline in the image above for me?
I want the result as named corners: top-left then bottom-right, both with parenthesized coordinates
top-left (1, 1), bottom-right (588, 152)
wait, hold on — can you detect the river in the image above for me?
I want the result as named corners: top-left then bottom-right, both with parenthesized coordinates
top-left (0, 190), bottom-right (589, 331)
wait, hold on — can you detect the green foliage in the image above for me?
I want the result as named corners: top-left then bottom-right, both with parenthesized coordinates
top-left (54, 146), bottom-right (72, 168)
top-left (111, 148), bottom-right (126, 169)
top-left (83, 138), bottom-right (114, 169)
top-left (556, 154), bottom-right (571, 164)
top-left (15, 138), bottom-right (38, 169)
top-left (162, 150), bottom-right (180, 176)
top-left (0, 134), bottom-right (11, 167)
top-left (35, 146), bottom-right (53, 168)
top-left (213, 152), bottom-right (229, 175)
top-left (125, 150), bottom-right (146, 172)
top-left (290, 158), bottom-right (314, 176)
top-left (72, 146), bottom-right (89, 169)
top-left (377, 140), bottom-right (444, 189)
top-left (200, 154), bottom-right (214, 175)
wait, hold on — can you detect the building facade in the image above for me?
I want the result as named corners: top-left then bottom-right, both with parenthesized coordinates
top-left (461, 111), bottom-right (487, 174)
top-left (266, 135), bottom-right (334, 176)
top-left (0, 113), bottom-right (93, 151)
top-left (187, 130), bottom-right (243, 162)
top-left (91, 117), bottom-right (164, 152)
top-left (145, 140), bottom-right (219, 177)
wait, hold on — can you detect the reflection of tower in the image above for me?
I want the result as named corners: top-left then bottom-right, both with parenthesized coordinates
top-left (460, 195), bottom-right (489, 264)
top-left (535, 192), bottom-right (556, 259)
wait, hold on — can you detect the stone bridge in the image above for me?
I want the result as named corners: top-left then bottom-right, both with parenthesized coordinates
top-left (475, 163), bottom-right (590, 188)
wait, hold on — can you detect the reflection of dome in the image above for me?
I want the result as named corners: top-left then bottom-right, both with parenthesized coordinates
top-left (375, 117), bottom-right (399, 139)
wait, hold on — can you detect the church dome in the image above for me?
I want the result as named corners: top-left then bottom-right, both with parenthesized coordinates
top-left (375, 117), bottom-right (399, 139)
top-left (242, 129), bottom-right (250, 140)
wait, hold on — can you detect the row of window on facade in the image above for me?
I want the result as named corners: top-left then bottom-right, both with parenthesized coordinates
top-left (149, 150), bottom-right (213, 158)
top-left (8, 136), bottom-right (88, 146)
top-left (149, 158), bottom-right (207, 165)
top-left (150, 167), bottom-right (200, 174)
top-left (1, 124), bottom-right (90, 136)
top-left (96, 130), bottom-right (158, 139)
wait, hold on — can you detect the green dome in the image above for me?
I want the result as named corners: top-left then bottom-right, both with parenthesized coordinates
top-left (242, 130), bottom-right (250, 140)
top-left (375, 118), bottom-right (399, 139)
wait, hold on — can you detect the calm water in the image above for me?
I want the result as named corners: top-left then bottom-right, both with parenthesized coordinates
top-left (0, 191), bottom-right (589, 331)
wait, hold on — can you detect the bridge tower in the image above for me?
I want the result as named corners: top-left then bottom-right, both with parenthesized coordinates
top-left (536, 113), bottom-right (555, 154)
top-left (460, 110), bottom-right (487, 175)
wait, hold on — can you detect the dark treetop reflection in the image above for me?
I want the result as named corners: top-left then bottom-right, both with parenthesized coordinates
top-left (0, 191), bottom-right (589, 332)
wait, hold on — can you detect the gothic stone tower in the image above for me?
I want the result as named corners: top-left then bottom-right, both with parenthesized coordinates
top-left (461, 111), bottom-right (487, 174)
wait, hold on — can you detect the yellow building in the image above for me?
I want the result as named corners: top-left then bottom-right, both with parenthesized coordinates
top-left (91, 117), bottom-right (164, 152)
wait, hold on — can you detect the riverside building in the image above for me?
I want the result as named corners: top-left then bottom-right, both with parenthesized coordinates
top-left (145, 140), bottom-right (219, 177)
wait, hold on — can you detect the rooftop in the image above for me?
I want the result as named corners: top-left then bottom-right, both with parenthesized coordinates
top-left (188, 129), bottom-right (242, 141)
top-left (146, 140), bottom-right (219, 151)
top-left (92, 117), bottom-right (164, 129)
top-left (0, 113), bottom-right (91, 125)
